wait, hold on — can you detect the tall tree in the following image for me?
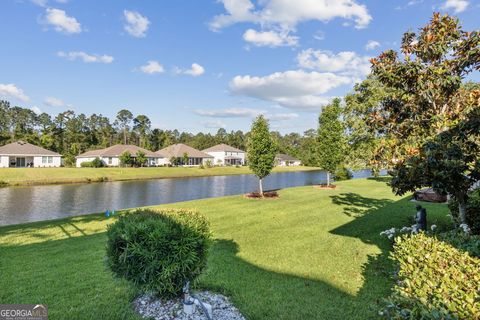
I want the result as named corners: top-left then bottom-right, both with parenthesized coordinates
top-left (133, 114), bottom-right (151, 148)
top-left (344, 76), bottom-right (392, 173)
top-left (316, 98), bottom-right (346, 186)
top-left (115, 109), bottom-right (133, 145)
top-left (369, 13), bottom-right (480, 222)
top-left (247, 115), bottom-right (276, 195)
top-left (369, 13), bottom-right (479, 162)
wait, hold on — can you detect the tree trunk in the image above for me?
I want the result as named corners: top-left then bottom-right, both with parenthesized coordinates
top-left (123, 129), bottom-right (127, 145)
top-left (458, 199), bottom-right (467, 225)
top-left (259, 178), bottom-right (263, 197)
top-left (326, 172), bottom-right (330, 186)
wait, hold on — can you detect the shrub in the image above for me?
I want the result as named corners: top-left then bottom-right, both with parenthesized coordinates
top-left (448, 188), bottom-right (480, 234)
top-left (106, 209), bottom-right (211, 298)
top-left (205, 159), bottom-right (213, 168)
top-left (0, 180), bottom-right (8, 188)
top-left (80, 157), bottom-right (104, 168)
top-left (80, 161), bottom-right (93, 167)
top-left (381, 233), bottom-right (480, 319)
top-left (333, 166), bottom-right (353, 181)
top-left (91, 157), bottom-right (104, 168)
top-left (437, 230), bottom-right (480, 258)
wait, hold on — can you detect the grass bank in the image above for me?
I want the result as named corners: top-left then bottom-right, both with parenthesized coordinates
top-left (0, 178), bottom-right (451, 319)
top-left (0, 166), bottom-right (317, 187)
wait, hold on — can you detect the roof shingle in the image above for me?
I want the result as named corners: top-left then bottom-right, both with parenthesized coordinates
top-left (156, 144), bottom-right (213, 158)
top-left (77, 144), bottom-right (158, 158)
top-left (0, 141), bottom-right (61, 156)
top-left (202, 143), bottom-right (245, 153)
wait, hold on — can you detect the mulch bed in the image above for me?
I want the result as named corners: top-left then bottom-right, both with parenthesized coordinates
top-left (313, 184), bottom-right (338, 190)
top-left (244, 191), bottom-right (279, 199)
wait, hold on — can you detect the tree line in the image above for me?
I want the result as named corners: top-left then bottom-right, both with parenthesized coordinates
top-left (0, 101), bottom-right (318, 167)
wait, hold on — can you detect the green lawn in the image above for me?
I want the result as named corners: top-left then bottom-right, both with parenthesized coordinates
top-left (0, 178), bottom-right (451, 319)
top-left (0, 165), bottom-right (316, 186)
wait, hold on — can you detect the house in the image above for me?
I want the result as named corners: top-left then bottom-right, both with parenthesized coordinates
top-left (202, 143), bottom-right (245, 166)
top-left (275, 154), bottom-right (301, 166)
top-left (0, 141), bottom-right (61, 168)
top-left (76, 144), bottom-right (160, 167)
top-left (155, 143), bottom-right (213, 166)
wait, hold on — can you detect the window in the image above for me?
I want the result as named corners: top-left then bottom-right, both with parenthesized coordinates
top-left (48, 156), bottom-right (53, 164)
top-left (108, 157), bottom-right (112, 165)
top-left (42, 156), bottom-right (47, 164)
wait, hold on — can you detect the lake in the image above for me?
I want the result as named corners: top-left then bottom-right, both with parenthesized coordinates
top-left (0, 169), bottom-right (384, 226)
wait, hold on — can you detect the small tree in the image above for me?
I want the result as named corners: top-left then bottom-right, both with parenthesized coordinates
top-left (247, 115), bottom-right (276, 195)
top-left (169, 156), bottom-right (178, 167)
top-left (316, 98), bottom-right (346, 186)
top-left (183, 152), bottom-right (189, 166)
top-left (136, 150), bottom-right (147, 167)
top-left (119, 151), bottom-right (132, 167)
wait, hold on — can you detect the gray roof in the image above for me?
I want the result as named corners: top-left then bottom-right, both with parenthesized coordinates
top-left (77, 144), bottom-right (158, 158)
top-left (156, 144), bottom-right (213, 158)
top-left (275, 153), bottom-right (300, 161)
top-left (0, 141), bottom-right (61, 156)
top-left (202, 143), bottom-right (245, 153)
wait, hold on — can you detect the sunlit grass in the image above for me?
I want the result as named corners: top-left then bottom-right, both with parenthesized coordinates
top-left (0, 178), bottom-right (451, 319)
top-left (0, 166), bottom-right (317, 186)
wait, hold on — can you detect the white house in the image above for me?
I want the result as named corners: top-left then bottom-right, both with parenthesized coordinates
top-left (202, 143), bottom-right (246, 166)
top-left (275, 154), bottom-right (301, 166)
top-left (0, 141), bottom-right (62, 168)
top-left (76, 144), bottom-right (160, 167)
top-left (155, 143), bottom-right (213, 166)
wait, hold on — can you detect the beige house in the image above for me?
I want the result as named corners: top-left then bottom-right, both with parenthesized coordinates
top-left (156, 143), bottom-right (213, 166)
top-left (76, 144), bottom-right (160, 167)
top-left (275, 154), bottom-right (301, 166)
top-left (202, 143), bottom-right (245, 166)
top-left (0, 141), bottom-right (62, 168)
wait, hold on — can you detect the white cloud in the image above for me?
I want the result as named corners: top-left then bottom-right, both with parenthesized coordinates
top-left (44, 96), bottom-right (64, 107)
top-left (201, 120), bottom-right (227, 129)
top-left (31, 106), bottom-right (42, 114)
top-left (42, 8), bottom-right (82, 34)
top-left (31, 0), bottom-right (68, 5)
top-left (441, 0), bottom-right (469, 13)
top-left (243, 29), bottom-right (298, 47)
top-left (123, 10), bottom-right (150, 38)
top-left (210, 0), bottom-right (372, 31)
top-left (314, 30), bottom-right (325, 40)
top-left (175, 63), bottom-right (205, 76)
top-left (0, 83), bottom-right (30, 102)
top-left (296, 49), bottom-right (371, 78)
top-left (230, 70), bottom-right (350, 110)
top-left (57, 51), bottom-right (114, 63)
top-left (194, 108), bottom-right (264, 118)
top-left (137, 60), bottom-right (164, 74)
top-left (267, 113), bottom-right (299, 121)
top-left (365, 40), bottom-right (380, 50)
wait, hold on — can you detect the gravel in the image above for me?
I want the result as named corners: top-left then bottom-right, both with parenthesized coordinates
top-left (133, 291), bottom-right (246, 320)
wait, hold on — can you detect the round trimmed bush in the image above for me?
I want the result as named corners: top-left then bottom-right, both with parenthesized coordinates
top-left (106, 209), bottom-right (211, 298)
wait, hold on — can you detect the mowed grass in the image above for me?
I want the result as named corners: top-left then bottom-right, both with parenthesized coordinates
top-left (0, 178), bottom-right (451, 319)
top-left (0, 166), bottom-right (317, 186)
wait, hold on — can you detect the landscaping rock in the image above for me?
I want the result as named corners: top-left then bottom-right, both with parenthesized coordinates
top-left (133, 291), bottom-right (245, 320)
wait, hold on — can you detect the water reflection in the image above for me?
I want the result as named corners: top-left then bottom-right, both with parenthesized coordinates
top-left (0, 169), bottom-right (384, 226)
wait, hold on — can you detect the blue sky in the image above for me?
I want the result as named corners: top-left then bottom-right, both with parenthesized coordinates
top-left (0, 0), bottom-right (478, 134)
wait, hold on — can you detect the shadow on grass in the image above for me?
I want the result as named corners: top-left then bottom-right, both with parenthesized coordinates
top-left (330, 192), bottom-right (395, 217)
top-left (199, 239), bottom-right (389, 320)
top-left (367, 176), bottom-right (392, 183)
top-left (0, 195), bottom-right (451, 320)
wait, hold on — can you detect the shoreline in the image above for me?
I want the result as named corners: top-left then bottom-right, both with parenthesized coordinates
top-left (0, 166), bottom-right (319, 188)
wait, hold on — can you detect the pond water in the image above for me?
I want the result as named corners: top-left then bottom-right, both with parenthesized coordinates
top-left (0, 169), bottom-right (385, 226)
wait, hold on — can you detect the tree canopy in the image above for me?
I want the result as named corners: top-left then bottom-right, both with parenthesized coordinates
top-left (247, 115), bottom-right (277, 195)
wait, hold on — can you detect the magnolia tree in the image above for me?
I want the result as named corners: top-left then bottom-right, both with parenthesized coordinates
top-left (247, 115), bottom-right (276, 195)
top-left (369, 13), bottom-right (480, 224)
top-left (316, 98), bottom-right (346, 186)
